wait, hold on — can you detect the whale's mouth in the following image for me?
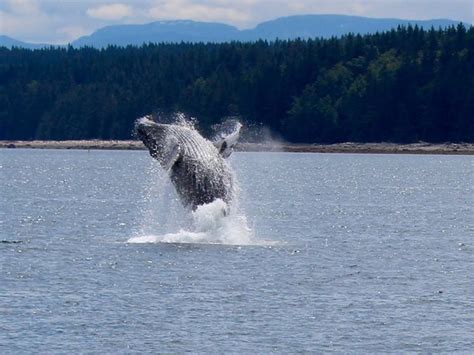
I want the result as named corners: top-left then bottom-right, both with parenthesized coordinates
top-left (136, 115), bottom-right (156, 127)
top-left (134, 116), bottom-right (157, 139)
top-left (134, 116), bottom-right (168, 159)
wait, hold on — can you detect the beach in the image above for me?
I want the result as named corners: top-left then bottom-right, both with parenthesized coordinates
top-left (1, 140), bottom-right (473, 155)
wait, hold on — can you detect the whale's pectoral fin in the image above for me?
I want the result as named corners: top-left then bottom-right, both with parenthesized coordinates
top-left (215, 140), bottom-right (227, 155)
top-left (213, 122), bottom-right (242, 158)
top-left (160, 138), bottom-right (181, 171)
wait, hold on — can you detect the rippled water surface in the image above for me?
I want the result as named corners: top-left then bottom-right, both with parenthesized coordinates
top-left (1, 149), bottom-right (473, 352)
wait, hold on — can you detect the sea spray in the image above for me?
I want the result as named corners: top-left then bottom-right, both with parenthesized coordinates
top-left (128, 140), bottom-right (255, 246)
top-left (129, 195), bottom-right (254, 245)
top-left (134, 159), bottom-right (191, 236)
top-left (128, 198), bottom-right (253, 245)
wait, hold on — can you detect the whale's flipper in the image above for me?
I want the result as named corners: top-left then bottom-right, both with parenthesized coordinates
top-left (163, 142), bottom-right (181, 170)
top-left (213, 122), bottom-right (242, 158)
top-left (154, 136), bottom-right (181, 171)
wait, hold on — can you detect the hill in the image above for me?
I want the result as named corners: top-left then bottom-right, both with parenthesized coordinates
top-left (239, 15), bottom-right (462, 40)
top-left (0, 15), bottom-right (466, 48)
top-left (72, 15), bottom-right (463, 48)
top-left (0, 35), bottom-right (50, 49)
top-left (72, 20), bottom-right (240, 48)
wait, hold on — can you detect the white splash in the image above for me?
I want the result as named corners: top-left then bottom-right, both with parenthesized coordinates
top-left (128, 159), bottom-right (261, 246)
top-left (128, 199), bottom-right (254, 245)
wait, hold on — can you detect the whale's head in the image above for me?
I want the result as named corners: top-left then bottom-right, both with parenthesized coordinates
top-left (135, 116), bottom-right (181, 169)
top-left (135, 116), bottom-right (168, 157)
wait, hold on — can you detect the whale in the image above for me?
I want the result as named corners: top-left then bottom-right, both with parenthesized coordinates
top-left (135, 116), bottom-right (241, 211)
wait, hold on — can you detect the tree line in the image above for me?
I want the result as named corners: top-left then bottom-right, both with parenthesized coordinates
top-left (0, 24), bottom-right (473, 143)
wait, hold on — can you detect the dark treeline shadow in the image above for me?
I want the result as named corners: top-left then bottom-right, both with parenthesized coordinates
top-left (0, 24), bottom-right (473, 143)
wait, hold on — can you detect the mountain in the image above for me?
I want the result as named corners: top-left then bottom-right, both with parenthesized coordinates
top-left (0, 35), bottom-right (51, 49)
top-left (72, 20), bottom-right (240, 48)
top-left (71, 15), bottom-right (467, 48)
top-left (1, 15), bottom-right (468, 49)
top-left (239, 15), bottom-right (464, 40)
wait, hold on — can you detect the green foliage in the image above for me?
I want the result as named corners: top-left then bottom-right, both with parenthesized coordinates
top-left (0, 25), bottom-right (473, 143)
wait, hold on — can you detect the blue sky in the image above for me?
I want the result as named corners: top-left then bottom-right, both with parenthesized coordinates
top-left (1, 0), bottom-right (472, 44)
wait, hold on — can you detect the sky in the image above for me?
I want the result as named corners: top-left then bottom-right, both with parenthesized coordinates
top-left (1, 0), bottom-right (472, 44)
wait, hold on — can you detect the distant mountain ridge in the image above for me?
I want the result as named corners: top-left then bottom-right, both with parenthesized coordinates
top-left (0, 15), bottom-right (468, 49)
top-left (0, 35), bottom-right (51, 49)
top-left (73, 20), bottom-right (240, 48)
top-left (72, 15), bottom-right (466, 48)
top-left (241, 15), bottom-right (464, 40)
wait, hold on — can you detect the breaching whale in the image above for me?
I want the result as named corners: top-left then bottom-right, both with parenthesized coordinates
top-left (135, 116), bottom-right (242, 211)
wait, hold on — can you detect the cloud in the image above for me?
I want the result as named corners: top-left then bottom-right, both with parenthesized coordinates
top-left (87, 3), bottom-right (133, 20)
top-left (0, 0), bottom-right (51, 41)
top-left (6, 0), bottom-right (40, 15)
top-left (148, 0), bottom-right (251, 26)
top-left (0, 0), bottom-right (95, 43)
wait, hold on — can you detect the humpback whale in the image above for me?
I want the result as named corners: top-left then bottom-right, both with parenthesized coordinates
top-left (135, 116), bottom-right (241, 211)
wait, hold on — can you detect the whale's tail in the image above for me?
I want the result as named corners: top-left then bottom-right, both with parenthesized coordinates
top-left (213, 120), bottom-right (242, 158)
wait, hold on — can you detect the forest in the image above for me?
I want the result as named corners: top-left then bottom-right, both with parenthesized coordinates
top-left (0, 24), bottom-right (473, 143)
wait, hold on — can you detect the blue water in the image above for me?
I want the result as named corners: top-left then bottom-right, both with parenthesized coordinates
top-left (1, 149), bottom-right (473, 352)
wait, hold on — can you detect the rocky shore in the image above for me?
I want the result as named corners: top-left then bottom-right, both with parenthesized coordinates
top-left (1, 140), bottom-right (473, 155)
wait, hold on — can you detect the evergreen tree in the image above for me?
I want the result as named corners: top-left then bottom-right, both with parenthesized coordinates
top-left (0, 25), bottom-right (472, 143)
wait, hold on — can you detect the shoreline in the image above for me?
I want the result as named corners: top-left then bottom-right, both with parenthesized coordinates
top-left (1, 140), bottom-right (473, 155)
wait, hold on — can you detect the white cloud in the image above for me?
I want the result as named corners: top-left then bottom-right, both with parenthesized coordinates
top-left (0, 0), bottom-right (51, 41)
top-left (148, 0), bottom-right (251, 26)
top-left (6, 0), bottom-right (40, 15)
top-left (87, 3), bottom-right (133, 20)
top-left (0, 0), bottom-right (93, 43)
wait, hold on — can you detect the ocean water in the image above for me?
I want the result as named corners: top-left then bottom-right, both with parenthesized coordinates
top-left (1, 149), bottom-right (473, 353)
